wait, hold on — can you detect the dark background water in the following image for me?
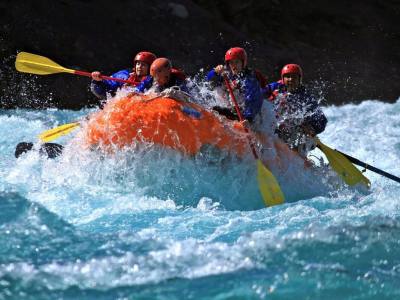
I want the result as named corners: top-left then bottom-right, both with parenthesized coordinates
top-left (1, 0), bottom-right (400, 109)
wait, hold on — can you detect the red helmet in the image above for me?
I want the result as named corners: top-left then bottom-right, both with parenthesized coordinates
top-left (225, 47), bottom-right (247, 67)
top-left (134, 51), bottom-right (157, 66)
top-left (150, 58), bottom-right (172, 77)
top-left (281, 64), bottom-right (303, 80)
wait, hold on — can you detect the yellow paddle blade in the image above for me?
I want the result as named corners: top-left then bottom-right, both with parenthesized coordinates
top-left (15, 52), bottom-right (75, 75)
top-left (316, 139), bottom-right (370, 187)
top-left (257, 160), bottom-right (285, 206)
top-left (39, 122), bottom-right (80, 142)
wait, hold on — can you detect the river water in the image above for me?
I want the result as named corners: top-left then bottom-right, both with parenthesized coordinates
top-left (0, 99), bottom-right (399, 299)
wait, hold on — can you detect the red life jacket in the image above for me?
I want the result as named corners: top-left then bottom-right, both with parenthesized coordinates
top-left (127, 73), bottom-right (148, 86)
top-left (171, 68), bottom-right (186, 80)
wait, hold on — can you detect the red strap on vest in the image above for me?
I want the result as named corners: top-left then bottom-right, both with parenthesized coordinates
top-left (127, 73), bottom-right (147, 86)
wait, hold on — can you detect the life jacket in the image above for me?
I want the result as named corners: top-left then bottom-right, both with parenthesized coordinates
top-left (127, 73), bottom-right (148, 86)
top-left (171, 68), bottom-right (186, 81)
top-left (225, 68), bottom-right (264, 122)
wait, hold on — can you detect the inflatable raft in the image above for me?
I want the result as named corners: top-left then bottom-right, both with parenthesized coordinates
top-left (72, 94), bottom-right (331, 208)
top-left (81, 94), bottom-right (258, 156)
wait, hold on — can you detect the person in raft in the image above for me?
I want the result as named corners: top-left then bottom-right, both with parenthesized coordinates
top-left (90, 51), bottom-right (157, 100)
top-left (135, 57), bottom-right (190, 101)
top-left (264, 63), bottom-right (328, 156)
top-left (206, 47), bottom-right (265, 125)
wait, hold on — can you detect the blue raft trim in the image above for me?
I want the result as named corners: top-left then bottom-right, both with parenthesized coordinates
top-left (181, 106), bottom-right (202, 119)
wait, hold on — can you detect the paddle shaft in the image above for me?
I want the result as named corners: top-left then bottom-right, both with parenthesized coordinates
top-left (336, 150), bottom-right (400, 184)
top-left (223, 75), bottom-right (259, 159)
top-left (74, 70), bottom-right (136, 85)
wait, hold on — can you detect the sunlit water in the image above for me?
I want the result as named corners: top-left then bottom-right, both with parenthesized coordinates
top-left (0, 99), bottom-right (400, 299)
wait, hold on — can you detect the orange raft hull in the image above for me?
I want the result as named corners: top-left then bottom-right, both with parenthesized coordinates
top-left (81, 94), bottom-right (255, 156)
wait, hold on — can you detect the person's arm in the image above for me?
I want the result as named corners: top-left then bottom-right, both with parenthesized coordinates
top-left (90, 81), bottom-right (107, 99)
top-left (262, 81), bottom-right (283, 100)
top-left (90, 69), bottom-right (130, 98)
top-left (177, 79), bottom-right (190, 93)
top-left (303, 109), bottom-right (327, 135)
top-left (242, 76), bottom-right (264, 122)
top-left (206, 65), bottom-right (225, 83)
top-left (301, 90), bottom-right (328, 135)
top-left (135, 75), bottom-right (153, 93)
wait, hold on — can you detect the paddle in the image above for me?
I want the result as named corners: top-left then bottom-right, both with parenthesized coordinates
top-left (15, 52), bottom-right (136, 84)
top-left (317, 141), bottom-right (400, 184)
top-left (315, 138), bottom-right (371, 187)
top-left (15, 52), bottom-right (146, 143)
top-left (222, 74), bottom-right (285, 206)
top-left (39, 122), bottom-right (81, 142)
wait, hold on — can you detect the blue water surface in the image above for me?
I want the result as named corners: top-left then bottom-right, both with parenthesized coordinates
top-left (0, 100), bottom-right (400, 299)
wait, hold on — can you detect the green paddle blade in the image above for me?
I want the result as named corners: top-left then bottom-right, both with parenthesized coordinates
top-left (15, 52), bottom-right (75, 75)
top-left (257, 159), bottom-right (285, 206)
top-left (39, 122), bottom-right (80, 142)
top-left (316, 139), bottom-right (370, 187)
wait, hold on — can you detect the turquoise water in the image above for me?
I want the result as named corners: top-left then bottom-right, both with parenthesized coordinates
top-left (1, 100), bottom-right (400, 299)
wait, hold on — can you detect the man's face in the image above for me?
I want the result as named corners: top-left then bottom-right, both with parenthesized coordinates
top-left (154, 67), bottom-right (171, 86)
top-left (283, 73), bottom-right (301, 92)
top-left (135, 61), bottom-right (149, 76)
top-left (228, 59), bottom-right (243, 75)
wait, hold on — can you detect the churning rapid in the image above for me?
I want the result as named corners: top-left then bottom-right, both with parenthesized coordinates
top-left (0, 98), bottom-right (399, 299)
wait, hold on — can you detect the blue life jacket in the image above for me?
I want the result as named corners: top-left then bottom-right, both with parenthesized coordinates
top-left (206, 68), bottom-right (263, 122)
